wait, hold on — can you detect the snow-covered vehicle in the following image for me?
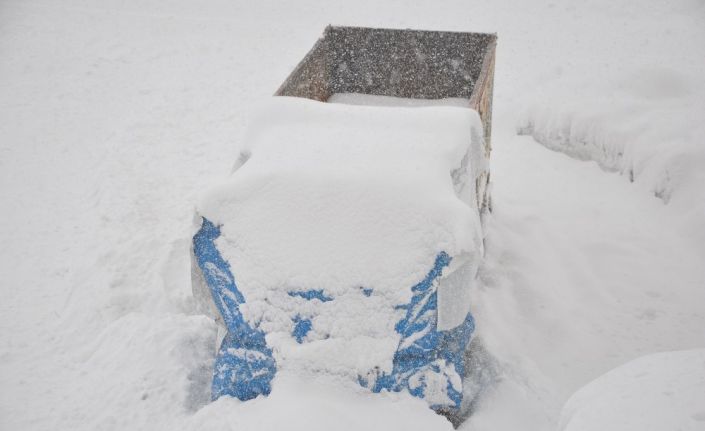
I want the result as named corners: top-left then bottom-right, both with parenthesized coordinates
top-left (191, 26), bottom-right (497, 425)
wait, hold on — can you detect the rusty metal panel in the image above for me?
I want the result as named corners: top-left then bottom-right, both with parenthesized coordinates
top-left (469, 38), bottom-right (496, 150)
top-left (275, 36), bottom-right (331, 101)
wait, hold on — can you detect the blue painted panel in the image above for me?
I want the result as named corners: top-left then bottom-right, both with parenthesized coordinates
top-left (195, 216), bottom-right (475, 411)
top-left (211, 331), bottom-right (277, 400)
top-left (193, 218), bottom-right (276, 401)
top-left (366, 252), bottom-right (475, 412)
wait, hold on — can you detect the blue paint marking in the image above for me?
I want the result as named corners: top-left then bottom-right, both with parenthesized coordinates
top-left (291, 315), bottom-right (313, 343)
top-left (287, 289), bottom-right (333, 302)
top-left (365, 252), bottom-right (475, 412)
top-left (193, 218), bottom-right (276, 402)
top-left (211, 331), bottom-right (276, 401)
top-left (195, 217), bottom-right (474, 410)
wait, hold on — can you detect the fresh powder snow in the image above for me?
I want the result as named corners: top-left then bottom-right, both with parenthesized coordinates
top-left (193, 96), bottom-right (486, 411)
top-left (558, 349), bottom-right (705, 431)
top-left (1, 0), bottom-right (704, 430)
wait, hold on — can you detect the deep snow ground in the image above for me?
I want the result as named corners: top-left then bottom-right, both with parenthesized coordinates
top-left (464, 129), bottom-right (705, 430)
top-left (558, 349), bottom-right (705, 431)
top-left (1, 0), bottom-right (704, 430)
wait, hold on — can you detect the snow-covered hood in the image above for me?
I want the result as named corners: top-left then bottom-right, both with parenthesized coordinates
top-left (194, 96), bottom-right (486, 396)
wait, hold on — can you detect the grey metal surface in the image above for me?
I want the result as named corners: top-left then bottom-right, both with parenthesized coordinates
top-left (276, 25), bottom-right (496, 100)
top-left (325, 26), bottom-right (494, 100)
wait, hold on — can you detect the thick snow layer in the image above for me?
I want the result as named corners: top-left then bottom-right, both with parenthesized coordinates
top-left (463, 134), bottom-right (705, 431)
top-left (2, 0), bottom-right (704, 430)
top-left (517, 73), bottom-right (705, 248)
top-left (511, 4), bottom-right (705, 252)
top-left (558, 349), bottom-right (705, 431)
top-left (198, 97), bottom-right (485, 301)
top-left (329, 93), bottom-right (472, 108)
top-left (185, 372), bottom-right (454, 431)
top-left (195, 96), bottom-right (485, 405)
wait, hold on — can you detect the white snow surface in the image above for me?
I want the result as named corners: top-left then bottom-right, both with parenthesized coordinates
top-left (2, 0), bottom-right (704, 430)
top-left (558, 349), bottom-right (705, 431)
top-left (518, 71), bottom-right (705, 248)
top-left (197, 96), bottom-right (484, 376)
top-left (329, 93), bottom-right (473, 108)
top-left (186, 372), bottom-right (454, 431)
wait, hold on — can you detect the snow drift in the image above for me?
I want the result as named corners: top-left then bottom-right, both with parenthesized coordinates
top-left (559, 349), bottom-right (705, 431)
top-left (517, 67), bottom-right (705, 250)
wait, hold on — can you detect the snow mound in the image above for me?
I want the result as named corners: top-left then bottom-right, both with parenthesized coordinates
top-left (194, 96), bottom-right (487, 412)
top-left (329, 93), bottom-right (473, 108)
top-left (517, 66), bottom-right (705, 250)
top-left (186, 372), bottom-right (455, 431)
top-left (559, 349), bottom-right (705, 431)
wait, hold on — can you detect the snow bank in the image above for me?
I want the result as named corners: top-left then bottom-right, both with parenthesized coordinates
top-left (518, 67), bottom-right (705, 249)
top-left (558, 349), bottom-right (705, 431)
top-left (194, 96), bottom-right (486, 412)
top-left (186, 372), bottom-right (454, 431)
top-left (329, 93), bottom-right (473, 108)
top-left (463, 136), bottom-right (705, 431)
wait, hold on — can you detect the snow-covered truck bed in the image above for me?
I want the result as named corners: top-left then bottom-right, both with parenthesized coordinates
top-left (277, 25), bottom-right (497, 213)
top-left (191, 26), bottom-right (497, 426)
